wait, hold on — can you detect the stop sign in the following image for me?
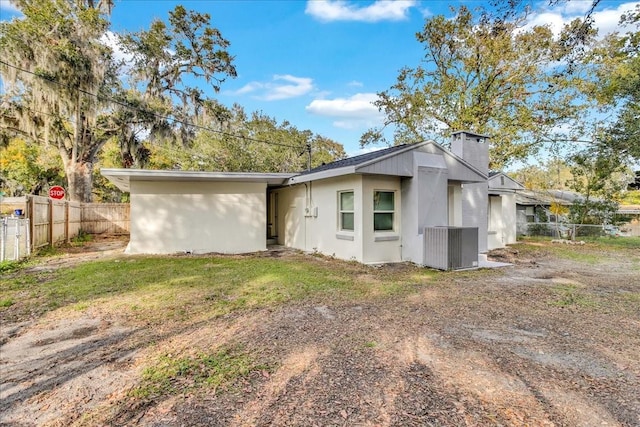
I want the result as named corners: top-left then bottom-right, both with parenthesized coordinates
top-left (49, 186), bottom-right (66, 199)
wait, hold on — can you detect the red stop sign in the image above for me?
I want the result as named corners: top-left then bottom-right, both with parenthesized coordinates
top-left (49, 186), bottom-right (65, 199)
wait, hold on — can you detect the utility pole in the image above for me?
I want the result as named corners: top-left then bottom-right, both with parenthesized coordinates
top-left (306, 141), bottom-right (312, 171)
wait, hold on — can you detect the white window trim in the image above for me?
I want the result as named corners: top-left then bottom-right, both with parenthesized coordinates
top-left (338, 190), bottom-right (355, 232)
top-left (373, 190), bottom-right (396, 233)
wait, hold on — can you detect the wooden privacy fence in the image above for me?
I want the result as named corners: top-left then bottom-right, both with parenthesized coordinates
top-left (81, 203), bottom-right (130, 235)
top-left (1, 196), bottom-right (130, 249)
top-left (29, 196), bottom-right (82, 248)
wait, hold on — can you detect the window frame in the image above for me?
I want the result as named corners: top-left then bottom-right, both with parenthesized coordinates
top-left (338, 190), bottom-right (355, 231)
top-left (373, 190), bottom-right (395, 232)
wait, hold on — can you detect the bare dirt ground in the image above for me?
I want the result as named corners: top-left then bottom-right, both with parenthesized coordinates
top-left (1, 239), bottom-right (639, 426)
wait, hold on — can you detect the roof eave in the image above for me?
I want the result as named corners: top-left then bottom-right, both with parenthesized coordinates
top-left (100, 168), bottom-right (296, 192)
top-left (285, 166), bottom-right (357, 184)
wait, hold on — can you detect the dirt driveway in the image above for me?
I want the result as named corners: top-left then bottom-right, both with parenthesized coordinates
top-left (1, 240), bottom-right (639, 426)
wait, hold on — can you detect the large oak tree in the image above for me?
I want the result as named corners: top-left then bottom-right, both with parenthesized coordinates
top-left (1, 0), bottom-right (114, 201)
top-left (0, 0), bottom-right (237, 201)
top-left (362, 5), bottom-right (588, 169)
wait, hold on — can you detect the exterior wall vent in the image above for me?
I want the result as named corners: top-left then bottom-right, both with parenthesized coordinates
top-left (423, 226), bottom-right (478, 270)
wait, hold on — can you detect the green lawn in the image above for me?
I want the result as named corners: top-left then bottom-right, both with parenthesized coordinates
top-left (0, 252), bottom-right (439, 323)
top-left (2, 239), bottom-right (638, 417)
top-left (3, 238), bottom-right (638, 324)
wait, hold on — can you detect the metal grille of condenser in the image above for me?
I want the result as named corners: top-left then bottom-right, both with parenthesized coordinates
top-left (423, 226), bottom-right (478, 270)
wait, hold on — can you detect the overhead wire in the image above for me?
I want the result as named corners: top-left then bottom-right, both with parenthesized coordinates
top-left (0, 59), bottom-right (304, 150)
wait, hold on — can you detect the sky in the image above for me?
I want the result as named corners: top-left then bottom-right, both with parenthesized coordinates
top-left (0, 0), bottom-right (638, 157)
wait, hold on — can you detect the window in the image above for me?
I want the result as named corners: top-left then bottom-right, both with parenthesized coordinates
top-left (339, 191), bottom-right (354, 231)
top-left (525, 206), bottom-right (535, 223)
top-left (374, 191), bottom-right (394, 231)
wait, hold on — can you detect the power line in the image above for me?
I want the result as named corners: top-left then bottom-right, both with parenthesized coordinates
top-left (0, 59), bottom-right (304, 150)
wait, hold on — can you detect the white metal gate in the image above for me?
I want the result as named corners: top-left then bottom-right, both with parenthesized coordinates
top-left (1, 217), bottom-right (31, 261)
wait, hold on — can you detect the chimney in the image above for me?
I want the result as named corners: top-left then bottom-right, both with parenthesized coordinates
top-left (450, 131), bottom-right (489, 176)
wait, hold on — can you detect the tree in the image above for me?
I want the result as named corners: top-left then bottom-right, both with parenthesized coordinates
top-left (510, 158), bottom-right (573, 190)
top-left (0, 1), bottom-right (237, 201)
top-left (146, 105), bottom-right (346, 173)
top-left (566, 142), bottom-right (629, 227)
top-left (363, 5), bottom-right (588, 169)
top-left (114, 5), bottom-right (237, 165)
top-left (594, 5), bottom-right (639, 161)
top-left (555, 4), bottom-right (639, 229)
top-left (1, 0), bottom-right (114, 202)
top-left (0, 138), bottom-right (63, 196)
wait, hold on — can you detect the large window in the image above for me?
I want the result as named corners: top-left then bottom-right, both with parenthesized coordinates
top-left (374, 191), bottom-right (394, 231)
top-left (339, 191), bottom-right (354, 231)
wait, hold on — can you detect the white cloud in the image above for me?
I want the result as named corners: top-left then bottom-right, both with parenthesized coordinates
top-left (347, 80), bottom-right (364, 87)
top-left (306, 93), bottom-right (384, 129)
top-left (101, 31), bottom-right (132, 64)
top-left (524, 12), bottom-right (568, 36)
top-left (558, 1), bottom-right (594, 15)
top-left (305, 0), bottom-right (416, 23)
top-left (592, 3), bottom-right (639, 36)
top-left (266, 75), bottom-right (314, 100)
top-left (234, 81), bottom-right (263, 95)
top-left (0, 0), bottom-right (19, 14)
top-left (526, 1), bottom-right (639, 39)
top-left (232, 75), bottom-right (314, 101)
top-left (347, 145), bottom-right (386, 157)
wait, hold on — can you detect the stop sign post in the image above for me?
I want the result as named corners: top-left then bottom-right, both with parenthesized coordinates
top-left (49, 186), bottom-right (66, 200)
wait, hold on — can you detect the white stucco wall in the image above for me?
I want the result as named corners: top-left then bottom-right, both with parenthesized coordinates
top-left (362, 175), bottom-right (402, 264)
top-left (401, 157), bottom-right (451, 264)
top-left (275, 175), bottom-right (364, 262)
top-left (487, 193), bottom-right (518, 250)
top-left (276, 175), bottom-right (403, 264)
top-left (488, 195), bottom-right (503, 250)
top-left (448, 184), bottom-right (463, 226)
top-left (127, 181), bottom-right (267, 254)
top-left (501, 193), bottom-right (518, 245)
top-left (461, 182), bottom-right (489, 253)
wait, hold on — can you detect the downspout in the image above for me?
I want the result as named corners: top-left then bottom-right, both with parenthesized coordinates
top-left (304, 183), bottom-right (308, 250)
top-left (304, 181), bottom-right (315, 251)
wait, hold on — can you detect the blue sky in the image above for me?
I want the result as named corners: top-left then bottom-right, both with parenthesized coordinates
top-left (1, 0), bottom-right (638, 156)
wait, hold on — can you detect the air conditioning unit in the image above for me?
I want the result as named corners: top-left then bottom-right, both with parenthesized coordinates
top-left (423, 226), bottom-right (478, 270)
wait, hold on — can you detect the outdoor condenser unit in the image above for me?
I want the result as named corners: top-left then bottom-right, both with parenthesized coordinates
top-left (423, 226), bottom-right (479, 270)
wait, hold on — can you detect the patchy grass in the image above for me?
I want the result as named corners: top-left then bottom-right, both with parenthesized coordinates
top-left (549, 284), bottom-right (597, 308)
top-left (70, 229), bottom-right (93, 246)
top-left (619, 189), bottom-right (640, 205)
top-left (0, 254), bottom-right (438, 322)
top-left (580, 236), bottom-right (640, 249)
top-left (0, 259), bottom-right (25, 274)
top-left (520, 235), bottom-right (640, 249)
top-left (34, 245), bottom-right (62, 257)
top-left (517, 236), bottom-right (640, 265)
top-left (0, 297), bottom-right (14, 308)
top-left (546, 246), bottom-right (601, 264)
top-left (2, 239), bottom-right (639, 426)
top-left (132, 346), bottom-right (265, 399)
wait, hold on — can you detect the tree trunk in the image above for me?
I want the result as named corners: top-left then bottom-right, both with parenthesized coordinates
top-left (65, 161), bottom-right (94, 202)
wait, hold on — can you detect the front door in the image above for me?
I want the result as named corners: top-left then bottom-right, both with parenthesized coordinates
top-left (266, 190), bottom-right (278, 240)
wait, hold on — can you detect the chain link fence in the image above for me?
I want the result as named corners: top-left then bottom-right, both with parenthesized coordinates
top-left (518, 222), bottom-right (625, 239)
top-left (1, 217), bottom-right (31, 261)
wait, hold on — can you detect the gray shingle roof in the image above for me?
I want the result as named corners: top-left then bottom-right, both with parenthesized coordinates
top-left (299, 144), bottom-right (415, 175)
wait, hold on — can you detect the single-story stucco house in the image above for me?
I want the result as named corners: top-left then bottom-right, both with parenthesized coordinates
top-left (102, 131), bottom-right (514, 269)
top-left (488, 172), bottom-right (524, 250)
top-left (515, 189), bottom-right (589, 236)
